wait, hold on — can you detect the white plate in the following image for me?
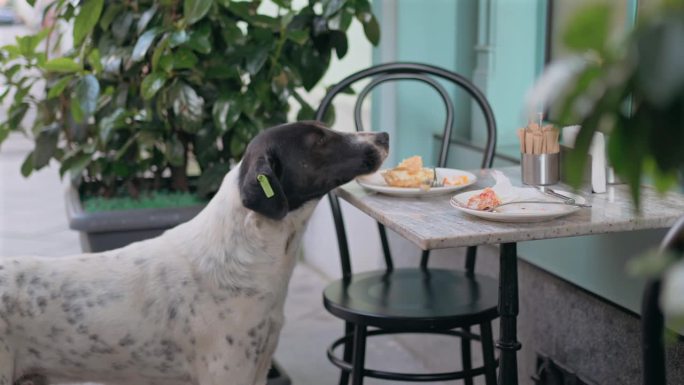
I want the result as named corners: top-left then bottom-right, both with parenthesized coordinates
top-left (357, 168), bottom-right (477, 197)
top-left (449, 189), bottom-right (587, 223)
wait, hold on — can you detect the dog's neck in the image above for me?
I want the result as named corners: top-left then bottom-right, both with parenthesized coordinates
top-left (165, 167), bottom-right (318, 295)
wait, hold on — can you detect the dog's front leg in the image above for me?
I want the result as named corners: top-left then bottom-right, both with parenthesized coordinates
top-left (195, 327), bottom-right (280, 385)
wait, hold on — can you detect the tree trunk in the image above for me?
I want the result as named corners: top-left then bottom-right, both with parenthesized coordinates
top-left (171, 165), bottom-right (189, 192)
top-left (170, 131), bottom-right (190, 192)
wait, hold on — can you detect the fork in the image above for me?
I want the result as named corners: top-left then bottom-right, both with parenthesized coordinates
top-left (536, 186), bottom-right (576, 204)
top-left (486, 200), bottom-right (592, 212)
top-left (423, 167), bottom-right (443, 188)
top-left (432, 167), bottom-right (443, 187)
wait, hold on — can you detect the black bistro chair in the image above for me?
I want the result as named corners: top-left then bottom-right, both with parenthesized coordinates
top-left (314, 62), bottom-right (499, 385)
top-left (642, 216), bottom-right (684, 385)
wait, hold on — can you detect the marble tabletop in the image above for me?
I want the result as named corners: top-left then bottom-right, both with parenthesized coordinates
top-left (336, 166), bottom-right (684, 250)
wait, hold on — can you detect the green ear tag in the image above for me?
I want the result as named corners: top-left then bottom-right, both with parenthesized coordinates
top-left (256, 174), bottom-right (275, 198)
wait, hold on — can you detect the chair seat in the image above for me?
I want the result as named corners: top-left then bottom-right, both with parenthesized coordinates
top-left (323, 268), bottom-right (499, 330)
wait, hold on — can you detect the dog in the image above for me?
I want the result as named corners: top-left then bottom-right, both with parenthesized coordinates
top-left (0, 121), bottom-right (389, 385)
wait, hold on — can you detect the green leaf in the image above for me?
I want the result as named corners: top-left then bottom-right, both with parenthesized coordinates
top-left (20, 152), bottom-right (34, 177)
top-left (87, 48), bottom-right (103, 73)
top-left (186, 23), bottom-right (212, 54)
top-left (287, 30), bottom-right (309, 45)
top-left (16, 28), bottom-right (49, 56)
top-left (114, 133), bottom-right (139, 160)
top-left (322, 103), bottom-right (336, 126)
top-left (43, 57), bottom-right (82, 73)
top-left (194, 128), bottom-right (219, 167)
top-left (4, 63), bottom-right (22, 82)
top-left (33, 125), bottom-right (59, 169)
top-left (74, 75), bottom-right (100, 121)
top-left (330, 31), bottom-right (348, 58)
top-left (71, 100), bottom-right (84, 124)
top-left (636, 20), bottom-right (684, 107)
top-left (99, 3), bottom-right (123, 30)
top-left (1, 44), bottom-right (21, 59)
top-left (328, 9), bottom-right (352, 31)
top-left (627, 249), bottom-right (679, 278)
top-left (184, 0), bottom-right (213, 25)
top-left (171, 48), bottom-right (199, 70)
top-left (212, 95), bottom-right (242, 134)
top-left (245, 44), bottom-right (271, 75)
top-left (131, 28), bottom-right (160, 62)
top-left (323, 0), bottom-right (346, 17)
top-left (298, 44), bottom-right (330, 90)
top-left (563, 3), bottom-right (611, 53)
top-left (165, 135), bottom-right (186, 167)
top-left (7, 103), bottom-right (29, 130)
top-left (169, 30), bottom-right (189, 48)
top-left (158, 54), bottom-right (174, 73)
top-left (564, 126), bottom-right (596, 188)
top-left (357, 12), bottom-right (380, 46)
top-left (47, 75), bottom-right (73, 99)
top-left (171, 83), bottom-right (205, 133)
top-left (0, 124), bottom-right (8, 147)
top-left (101, 50), bottom-right (125, 75)
top-left (229, 134), bottom-right (247, 157)
top-left (112, 11), bottom-right (134, 45)
top-left (73, 0), bottom-right (105, 46)
top-left (137, 4), bottom-right (158, 34)
top-left (296, 102), bottom-right (315, 121)
top-left (196, 162), bottom-right (231, 197)
top-left (59, 152), bottom-right (92, 179)
top-left (98, 108), bottom-right (127, 143)
top-left (151, 37), bottom-right (169, 71)
top-left (141, 72), bottom-right (168, 100)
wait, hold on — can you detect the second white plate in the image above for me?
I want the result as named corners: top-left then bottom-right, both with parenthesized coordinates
top-left (450, 189), bottom-right (587, 222)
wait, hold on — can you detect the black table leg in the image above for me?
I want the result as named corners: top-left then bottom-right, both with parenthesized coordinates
top-left (497, 242), bottom-right (521, 385)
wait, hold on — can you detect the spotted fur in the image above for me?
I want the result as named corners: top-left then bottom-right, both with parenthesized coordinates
top-left (0, 122), bottom-right (388, 385)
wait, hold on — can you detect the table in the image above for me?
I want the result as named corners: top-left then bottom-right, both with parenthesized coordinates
top-left (335, 166), bottom-right (684, 385)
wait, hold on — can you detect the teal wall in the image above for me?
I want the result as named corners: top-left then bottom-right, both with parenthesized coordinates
top-left (374, 0), bottom-right (545, 164)
top-left (374, 0), bottom-right (478, 166)
top-left (484, 0), bottom-right (546, 146)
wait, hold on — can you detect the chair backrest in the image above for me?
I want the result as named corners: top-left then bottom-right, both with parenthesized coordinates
top-left (642, 216), bottom-right (684, 385)
top-left (314, 62), bottom-right (497, 281)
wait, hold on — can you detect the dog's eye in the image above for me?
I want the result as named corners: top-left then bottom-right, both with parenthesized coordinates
top-left (317, 136), bottom-right (327, 146)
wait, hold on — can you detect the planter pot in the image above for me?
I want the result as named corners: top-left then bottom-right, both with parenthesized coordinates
top-left (64, 182), bottom-right (292, 385)
top-left (64, 182), bottom-right (206, 252)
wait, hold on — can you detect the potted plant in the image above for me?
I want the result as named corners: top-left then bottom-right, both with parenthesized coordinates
top-left (534, 1), bottom-right (683, 206)
top-left (0, 0), bottom-right (380, 252)
top-left (536, 1), bottom-right (684, 330)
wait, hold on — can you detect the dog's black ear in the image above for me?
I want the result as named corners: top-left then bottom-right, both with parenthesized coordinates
top-left (239, 154), bottom-right (288, 220)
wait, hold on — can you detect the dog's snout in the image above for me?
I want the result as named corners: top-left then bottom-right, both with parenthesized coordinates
top-left (375, 132), bottom-right (389, 149)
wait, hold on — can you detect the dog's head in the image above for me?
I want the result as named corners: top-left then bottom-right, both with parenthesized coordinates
top-left (239, 121), bottom-right (389, 220)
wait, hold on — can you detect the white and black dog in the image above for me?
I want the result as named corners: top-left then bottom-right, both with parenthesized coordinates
top-left (0, 122), bottom-right (389, 385)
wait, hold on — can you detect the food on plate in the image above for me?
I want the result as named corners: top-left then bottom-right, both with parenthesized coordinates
top-left (381, 156), bottom-right (435, 188)
top-left (466, 188), bottom-right (501, 210)
top-left (442, 175), bottom-right (470, 187)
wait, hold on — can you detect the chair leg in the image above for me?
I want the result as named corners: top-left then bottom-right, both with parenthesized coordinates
top-left (461, 326), bottom-right (474, 385)
top-left (351, 324), bottom-right (367, 385)
top-left (338, 322), bottom-right (354, 385)
top-left (480, 321), bottom-right (498, 385)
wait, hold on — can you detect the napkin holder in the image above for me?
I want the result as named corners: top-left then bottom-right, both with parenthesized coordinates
top-left (560, 126), bottom-right (606, 193)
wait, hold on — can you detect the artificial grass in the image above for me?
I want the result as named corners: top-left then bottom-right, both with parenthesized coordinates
top-left (83, 191), bottom-right (206, 212)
